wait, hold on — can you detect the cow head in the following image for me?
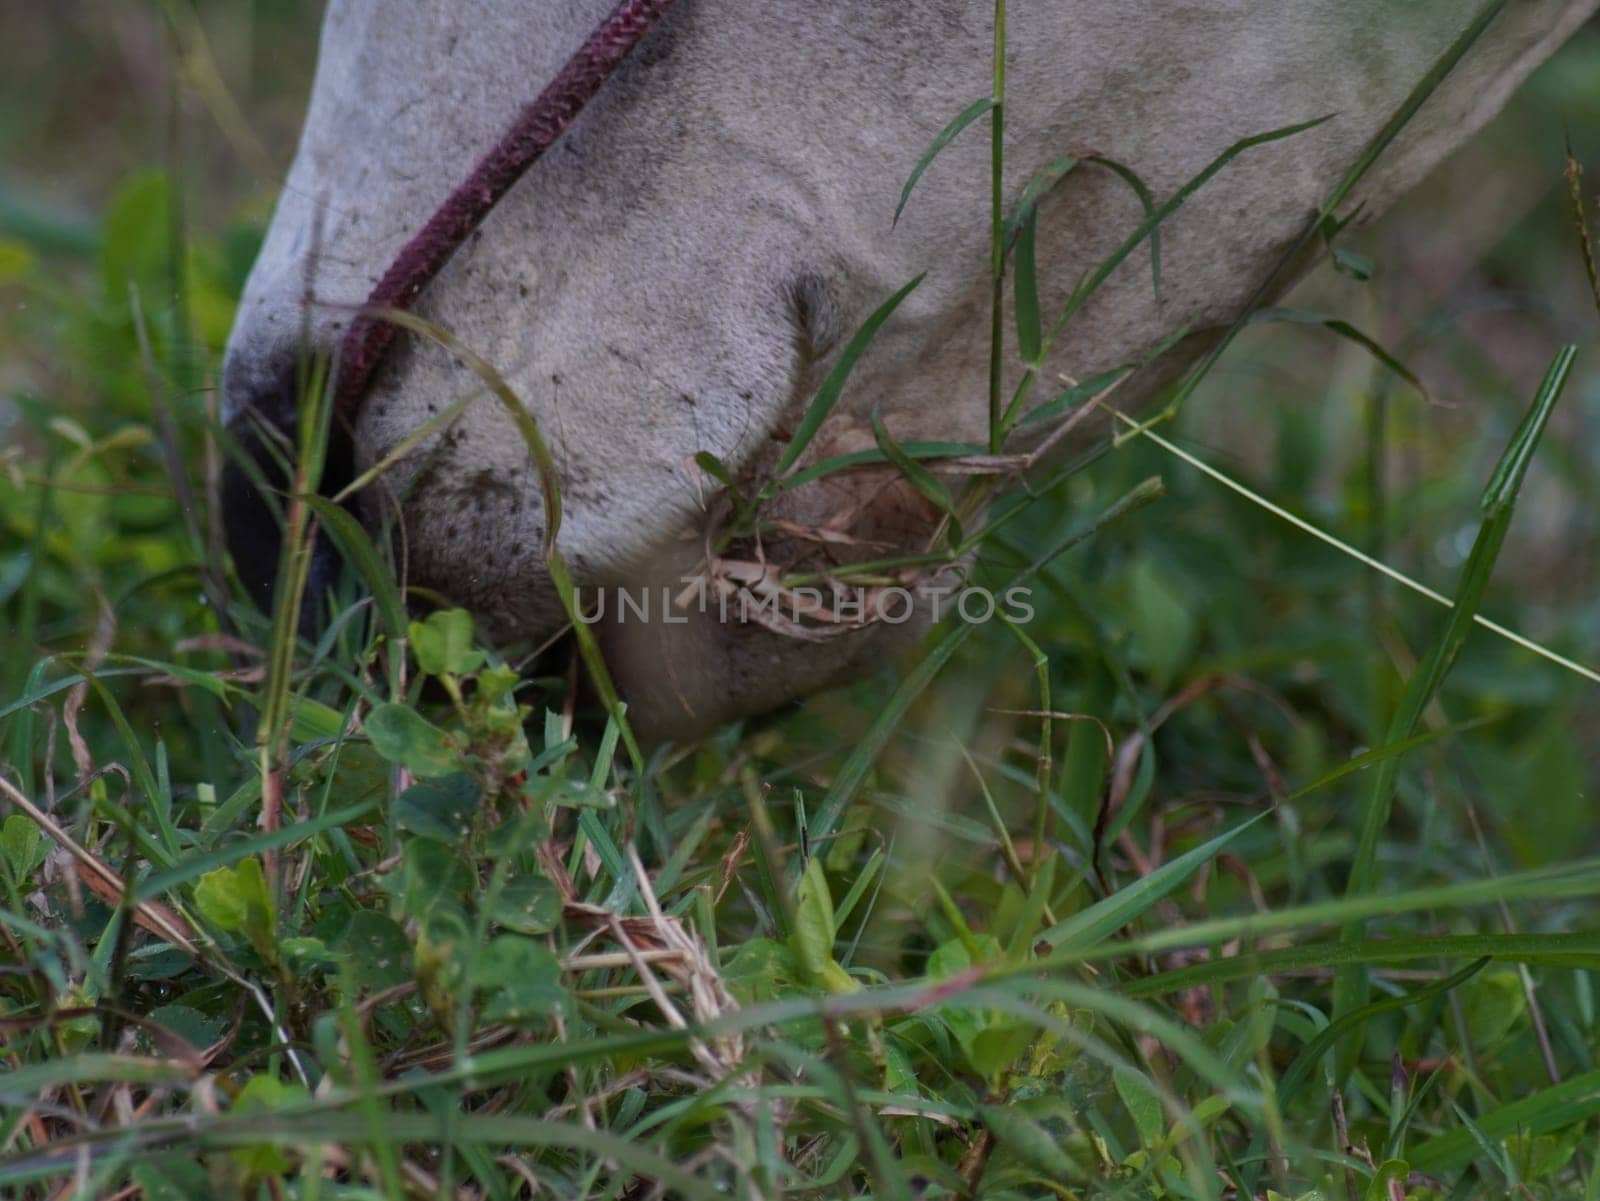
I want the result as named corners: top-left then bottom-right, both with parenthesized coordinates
top-left (222, 0), bottom-right (1596, 736)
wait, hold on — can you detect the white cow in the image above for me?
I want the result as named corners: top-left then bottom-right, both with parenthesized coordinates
top-left (222, 0), bottom-right (1598, 736)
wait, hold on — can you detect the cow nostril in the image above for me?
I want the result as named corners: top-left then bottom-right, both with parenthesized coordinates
top-left (219, 354), bottom-right (356, 630)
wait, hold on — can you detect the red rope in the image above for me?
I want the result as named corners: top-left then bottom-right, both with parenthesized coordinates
top-left (334, 0), bottom-right (679, 419)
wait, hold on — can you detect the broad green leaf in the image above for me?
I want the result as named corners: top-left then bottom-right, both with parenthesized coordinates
top-left (288, 696), bottom-right (346, 743)
top-left (130, 1162), bottom-right (208, 1201)
top-left (1125, 557), bottom-right (1196, 685)
top-left (927, 934), bottom-right (1008, 1069)
top-left (193, 858), bottom-right (276, 955)
top-left (418, 903), bottom-right (474, 975)
top-left (967, 1020), bottom-right (1034, 1081)
top-left (475, 936), bottom-right (569, 1024)
top-left (1185, 1095), bottom-right (1232, 1133)
top-left (980, 1102), bottom-right (1080, 1178)
top-left (101, 171), bottom-right (172, 306)
top-left (1, 814), bottom-right (43, 884)
top-left (145, 1003), bottom-right (225, 1053)
top-left (1463, 968), bottom-right (1527, 1048)
top-left (1363, 1160), bottom-right (1409, 1201)
top-left (0, 238), bottom-right (34, 284)
top-left (401, 840), bottom-right (475, 920)
top-left (792, 856), bottom-right (837, 985)
top-left (927, 934), bottom-right (1001, 982)
top-left (410, 608), bottom-right (484, 678)
top-left (724, 938), bottom-right (800, 1006)
top-left (393, 774), bottom-right (480, 844)
top-left (364, 702), bottom-right (458, 777)
top-left (1115, 1067), bottom-right (1165, 1146)
top-left (335, 911), bottom-right (412, 991)
top-left (492, 873), bottom-right (563, 936)
top-left (229, 1075), bottom-right (312, 1176)
top-left (278, 938), bottom-right (331, 965)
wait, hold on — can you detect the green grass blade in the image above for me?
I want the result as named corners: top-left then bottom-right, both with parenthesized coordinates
top-left (774, 274), bottom-right (925, 479)
top-left (1083, 153), bottom-right (1163, 295)
top-left (134, 799), bottom-right (380, 902)
top-left (1002, 153), bottom-right (1081, 247)
top-left (1122, 933), bottom-right (1600, 998)
top-left (1017, 859), bottom-right (1600, 973)
top-left (1018, 366), bottom-right (1129, 428)
top-left (1277, 958), bottom-right (1488, 1110)
top-left (1333, 345), bottom-right (1577, 1060)
top-left (1002, 154), bottom-right (1160, 291)
top-left (1280, 716), bottom-right (1497, 804)
top-left (1325, 0), bottom-right (1510, 219)
top-left (1247, 306), bottom-right (1427, 399)
top-left (300, 495), bottom-right (408, 700)
top-left (776, 440), bottom-right (985, 492)
top-left (1410, 1068), bottom-right (1600, 1171)
top-left (869, 405), bottom-right (959, 542)
top-left (1014, 207), bottom-right (1042, 364)
top-left (1482, 346), bottom-right (1580, 516)
top-left (892, 97), bottom-right (995, 226)
top-left (1039, 813), bottom-right (1264, 952)
top-left (1050, 116), bottom-right (1332, 341)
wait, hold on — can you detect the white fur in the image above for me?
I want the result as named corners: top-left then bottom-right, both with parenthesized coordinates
top-left (226, 0), bottom-right (1597, 735)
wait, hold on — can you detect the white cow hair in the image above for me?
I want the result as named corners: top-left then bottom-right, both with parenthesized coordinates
top-left (226, 0), bottom-right (1599, 735)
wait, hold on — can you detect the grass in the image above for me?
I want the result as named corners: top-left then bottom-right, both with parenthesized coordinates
top-left (3, 4), bottom-right (1600, 1199)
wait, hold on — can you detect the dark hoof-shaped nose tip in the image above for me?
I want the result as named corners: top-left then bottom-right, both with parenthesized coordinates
top-left (219, 355), bottom-right (354, 631)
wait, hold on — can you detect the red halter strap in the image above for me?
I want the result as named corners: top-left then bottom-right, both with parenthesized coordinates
top-left (334, 0), bottom-right (679, 421)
